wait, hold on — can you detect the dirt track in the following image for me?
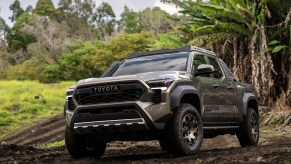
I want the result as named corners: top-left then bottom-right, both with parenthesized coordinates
top-left (1, 114), bottom-right (291, 163)
top-left (4, 115), bottom-right (65, 146)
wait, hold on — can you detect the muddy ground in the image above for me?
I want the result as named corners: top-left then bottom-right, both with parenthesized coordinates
top-left (1, 114), bottom-right (291, 163)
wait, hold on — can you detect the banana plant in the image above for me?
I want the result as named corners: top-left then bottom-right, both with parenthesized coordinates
top-left (176, 0), bottom-right (265, 38)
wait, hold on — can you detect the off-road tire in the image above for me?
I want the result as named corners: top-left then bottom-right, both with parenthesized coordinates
top-left (158, 139), bottom-right (170, 151)
top-left (65, 126), bottom-right (106, 158)
top-left (236, 108), bottom-right (259, 147)
top-left (165, 103), bottom-right (203, 155)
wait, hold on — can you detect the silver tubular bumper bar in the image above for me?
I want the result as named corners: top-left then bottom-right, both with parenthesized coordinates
top-left (74, 118), bottom-right (146, 129)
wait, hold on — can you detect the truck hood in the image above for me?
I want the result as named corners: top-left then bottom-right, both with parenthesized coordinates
top-left (77, 71), bottom-right (191, 86)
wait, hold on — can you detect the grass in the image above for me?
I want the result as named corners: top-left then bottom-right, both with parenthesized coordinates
top-left (0, 80), bottom-right (75, 139)
top-left (39, 140), bottom-right (65, 148)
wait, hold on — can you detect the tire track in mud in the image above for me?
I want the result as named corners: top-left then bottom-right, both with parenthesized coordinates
top-left (4, 114), bottom-right (65, 146)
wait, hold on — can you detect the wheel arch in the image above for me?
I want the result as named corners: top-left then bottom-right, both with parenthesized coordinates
top-left (242, 93), bottom-right (259, 117)
top-left (170, 85), bottom-right (201, 114)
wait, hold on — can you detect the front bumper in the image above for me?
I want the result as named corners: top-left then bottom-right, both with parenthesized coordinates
top-left (64, 80), bottom-right (173, 134)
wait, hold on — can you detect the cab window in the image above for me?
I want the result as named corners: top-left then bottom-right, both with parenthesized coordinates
top-left (193, 54), bottom-right (207, 69)
top-left (207, 57), bottom-right (224, 79)
top-left (193, 54), bottom-right (210, 77)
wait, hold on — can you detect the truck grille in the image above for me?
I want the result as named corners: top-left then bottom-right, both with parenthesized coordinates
top-left (74, 83), bottom-right (144, 105)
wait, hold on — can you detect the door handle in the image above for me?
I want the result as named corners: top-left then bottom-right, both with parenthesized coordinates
top-left (212, 83), bottom-right (219, 89)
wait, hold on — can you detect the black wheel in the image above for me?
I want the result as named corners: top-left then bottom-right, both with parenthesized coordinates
top-left (236, 108), bottom-right (259, 147)
top-left (158, 139), bottom-right (170, 151)
top-left (65, 126), bottom-right (106, 159)
top-left (165, 103), bottom-right (203, 155)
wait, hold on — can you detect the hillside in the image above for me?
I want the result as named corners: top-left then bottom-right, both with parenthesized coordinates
top-left (0, 81), bottom-right (75, 139)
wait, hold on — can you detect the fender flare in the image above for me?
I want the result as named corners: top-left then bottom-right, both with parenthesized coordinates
top-left (170, 85), bottom-right (199, 110)
top-left (242, 93), bottom-right (258, 117)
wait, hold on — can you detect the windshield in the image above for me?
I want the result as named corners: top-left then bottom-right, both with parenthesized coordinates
top-left (111, 53), bottom-right (189, 76)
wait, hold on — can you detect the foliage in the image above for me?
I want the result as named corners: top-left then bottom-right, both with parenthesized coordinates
top-left (3, 59), bottom-right (44, 81)
top-left (0, 81), bottom-right (75, 139)
top-left (6, 12), bottom-right (36, 54)
top-left (42, 32), bottom-right (156, 82)
top-left (9, 0), bottom-right (24, 22)
top-left (119, 6), bottom-right (176, 34)
top-left (42, 41), bottom-right (100, 82)
top-left (93, 2), bottom-right (116, 41)
top-left (174, 0), bottom-right (263, 40)
top-left (21, 15), bottom-right (70, 63)
top-left (0, 17), bottom-right (8, 49)
top-left (120, 5), bottom-right (142, 33)
top-left (1, 0), bottom-right (177, 83)
top-left (163, 0), bottom-right (291, 106)
top-left (140, 7), bottom-right (177, 34)
top-left (34, 0), bottom-right (60, 18)
top-left (109, 32), bottom-right (156, 60)
top-left (149, 33), bottom-right (184, 50)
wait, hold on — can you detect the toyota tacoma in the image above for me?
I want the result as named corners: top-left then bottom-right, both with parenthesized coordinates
top-left (64, 46), bottom-right (259, 158)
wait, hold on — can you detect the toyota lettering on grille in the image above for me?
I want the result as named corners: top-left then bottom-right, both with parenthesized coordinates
top-left (92, 85), bottom-right (120, 93)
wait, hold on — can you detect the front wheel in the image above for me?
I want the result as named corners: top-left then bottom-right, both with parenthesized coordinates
top-left (65, 126), bottom-right (106, 159)
top-left (236, 108), bottom-right (259, 147)
top-left (165, 103), bottom-right (203, 155)
top-left (158, 139), bottom-right (170, 151)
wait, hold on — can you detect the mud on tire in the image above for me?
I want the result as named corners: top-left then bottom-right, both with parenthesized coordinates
top-left (164, 103), bottom-right (203, 155)
top-left (65, 126), bottom-right (106, 159)
top-left (236, 108), bottom-right (259, 147)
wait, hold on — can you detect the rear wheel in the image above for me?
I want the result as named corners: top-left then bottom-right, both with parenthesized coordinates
top-left (236, 108), bottom-right (259, 147)
top-left (65, 126), bottom-right (106, 158)
top-left (165, 103), bottom-right (203, 155)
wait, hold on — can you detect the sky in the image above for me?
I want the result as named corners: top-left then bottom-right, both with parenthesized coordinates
top-left (0, 0), bottom-right (178, 27)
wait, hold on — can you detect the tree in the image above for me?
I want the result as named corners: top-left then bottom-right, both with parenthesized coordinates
top-left (140, 7), bottom-right (176, 34)
top-left (93, 2), bottom-right (116, 41)
top-left (0, 17), bottom-right (9, 73)
top-left (42, 41), bottom-right (101, 82)
top-left (58, 0), bottom-right (96, 24)
top-left (6, 12), bottom-right (36, 56)
top-left (149, 33), bottom-right (183, 50)
top-left (34, 0), bottom-right (60, 18)
top-left (57, 0), bottom-right (98, 40)
top-left (9, 0), bottom-right (24, 22)
top-left (109, 32), bottom-right (155, 60)
top-left (25, 5), bottom-right (34, 14)
top-left (119, 6), bottom-right (177, 34)
top-left (120, 5), bottom-right (142, 33)
top-left (163, 0), bottom-right (291, 106)
top-left (21, 15), bottom-right (70, 63)
top-left (0, 17), bottom-right (8, 45)
top-left (58, 0), bottom-right (73, 13)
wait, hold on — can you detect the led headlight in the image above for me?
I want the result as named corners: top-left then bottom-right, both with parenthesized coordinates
top-left (66, 89), bottom-right (74, 96)
top-left (66, 85), bottom-right (76, 96)
top-left (147, 76), bottom-right (175, 91)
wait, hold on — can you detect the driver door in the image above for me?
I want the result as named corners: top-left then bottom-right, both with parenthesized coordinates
top-left (193, 54), bottom-right (234, 125)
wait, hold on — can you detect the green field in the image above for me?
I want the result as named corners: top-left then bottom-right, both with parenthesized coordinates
top-left (0, 81), bottom-right (75, 139)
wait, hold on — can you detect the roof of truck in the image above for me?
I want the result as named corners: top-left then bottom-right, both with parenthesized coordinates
top-left (127, 45), bottom-right (216, 59)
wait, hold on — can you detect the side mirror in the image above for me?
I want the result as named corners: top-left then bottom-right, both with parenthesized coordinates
top-left (195, 64), bottom-right (215, 76)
